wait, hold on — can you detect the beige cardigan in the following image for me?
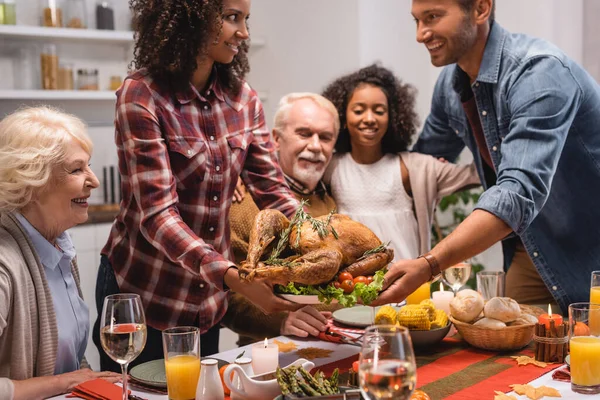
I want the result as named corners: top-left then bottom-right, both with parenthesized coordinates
top-left (399, 152), bottom-right (481, 254)
top-left (0, 213), bottom-right (85, 400)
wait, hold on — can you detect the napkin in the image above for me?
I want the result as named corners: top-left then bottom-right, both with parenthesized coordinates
top-left (67, 378), bottom-right (130, 400)
top-left (317, 320), bottom-right (364, 345)
top-left (551, 366), bottom-right (571, 383)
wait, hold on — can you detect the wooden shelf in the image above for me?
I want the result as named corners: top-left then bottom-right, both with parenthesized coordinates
top-left (0, 90), bottom-right (117, 100)
top-left (0, 25), bottom-right (134, 45)
top-left (0, 90), bottom-right (268, 102)
top-left (0, 25), bottom-right (266, 48)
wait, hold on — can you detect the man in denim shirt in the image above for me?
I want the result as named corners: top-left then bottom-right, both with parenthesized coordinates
top-left (373, 0), bottom-right (600, 315)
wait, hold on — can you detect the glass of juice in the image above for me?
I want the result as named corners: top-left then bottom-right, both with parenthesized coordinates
top-left (162, 327), bottom-right (201, 400)
top-left (591, 271), bottom-right (600, 304)
top-left (591, 271), bottom-right (600, 336)
top-left (569, 302), bottom-right (600, 395)
top-left (405, 282), bottom-right (431, 305)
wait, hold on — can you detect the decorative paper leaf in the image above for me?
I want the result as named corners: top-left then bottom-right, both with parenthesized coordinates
top-left (494, 391), bottom-right (517, 400)
top-left (273, 339), bottom-right (298, 353)
top-left (511, 355), bottom-right (549, 368)
top-left (509, 384), bottom-right (530, 395)
top-left (534, 386), bottom-right (561, 398)
top-left (508, 384), bottom-right (562, 400)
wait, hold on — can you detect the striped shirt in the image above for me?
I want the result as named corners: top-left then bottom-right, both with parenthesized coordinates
top-left (102, 69), bottom-right (299, 332)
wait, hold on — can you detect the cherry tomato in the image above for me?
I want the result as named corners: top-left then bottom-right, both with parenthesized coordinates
top-left (338, 272), bottom-right (353, 283)
top-left (340, 279), bottom-right (355, 294)
top-left (333, 281), bottom-right (341, 289)
top-left (353, 276), bottom-right (368, 285)
top-left (366, 276), bottom-right (374, 284)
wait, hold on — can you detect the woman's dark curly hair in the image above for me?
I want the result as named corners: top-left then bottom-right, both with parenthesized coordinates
top-left (322, 64), bottom-right (419, 153)
top-left (129, 0), bottom-right (250, 94)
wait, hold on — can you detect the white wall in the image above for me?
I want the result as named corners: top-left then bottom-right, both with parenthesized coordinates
top-left (247, 0), bottom-right (361, 123)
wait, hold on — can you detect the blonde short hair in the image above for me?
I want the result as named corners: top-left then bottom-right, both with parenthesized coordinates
top-left (0, 106), bottom-right (93, 212)
top-left (273, 92), bottom-right (340, 136)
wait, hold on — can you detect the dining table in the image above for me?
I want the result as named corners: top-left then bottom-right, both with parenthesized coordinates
top-left (50, 331), bottom-right (577, 400)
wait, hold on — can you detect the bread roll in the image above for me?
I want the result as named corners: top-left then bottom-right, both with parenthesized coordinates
top-left (507, 313), bottom-right (538, 326)
top-left (484, 297), bottom-right (521, 323)
top-left (449, 289), bottom-right (484, 323)
top-left (474, 317), bottom-right (507, 329)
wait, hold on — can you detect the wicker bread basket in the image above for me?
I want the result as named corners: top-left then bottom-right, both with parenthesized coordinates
top-left (449, 304), bottom-right (544, 351)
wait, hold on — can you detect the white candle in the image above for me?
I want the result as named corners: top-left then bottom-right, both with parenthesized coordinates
top-left (251, 338), bottom-right (279, 375)
top-left (431, 283), bottom-right (454, 317)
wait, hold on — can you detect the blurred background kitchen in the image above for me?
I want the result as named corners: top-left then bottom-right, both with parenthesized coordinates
top-left (0, 0), bottom-right (598, 372)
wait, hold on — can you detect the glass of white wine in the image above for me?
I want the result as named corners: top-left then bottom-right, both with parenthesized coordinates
top-left (358, 325), bottom-right (417, 400)
top-left (100, 293), bottom-right (147, 400)
top-left (441, 261), bottom-right (472, 294)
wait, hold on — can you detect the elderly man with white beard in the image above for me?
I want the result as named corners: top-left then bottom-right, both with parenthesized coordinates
top-left (223, 92), bottom-right (340, 345)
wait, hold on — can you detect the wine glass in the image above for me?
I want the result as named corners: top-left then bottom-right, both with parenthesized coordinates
top-left (358, 325), bottom-right (417, 400)
top-left (441, 261), bottom-right (472, 294)
top-left (100, 293), bottom-right (147, 400)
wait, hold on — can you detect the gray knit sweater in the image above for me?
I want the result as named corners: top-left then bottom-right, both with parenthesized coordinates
top-left (0, 213), bottom-right (85, 400)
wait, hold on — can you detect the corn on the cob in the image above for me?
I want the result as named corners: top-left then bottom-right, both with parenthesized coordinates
top-left (374, 305), bottom-right (398, 325)
top-left (419, 299), bottom-right (436, 320)
top-left (397, 307), bottom-right (431, 330)
top-left (431, 309), bottom-right (449, 329)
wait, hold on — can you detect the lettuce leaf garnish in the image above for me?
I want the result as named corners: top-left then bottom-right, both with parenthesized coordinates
top-left (275, 269), bottom-right (386, 307)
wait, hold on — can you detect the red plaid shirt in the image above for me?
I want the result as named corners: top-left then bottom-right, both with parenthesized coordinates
top-left (102, 70), bottom-right (299, 332)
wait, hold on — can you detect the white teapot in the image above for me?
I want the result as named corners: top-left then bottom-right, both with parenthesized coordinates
top-left (223, 358), bottom-right (315, 400)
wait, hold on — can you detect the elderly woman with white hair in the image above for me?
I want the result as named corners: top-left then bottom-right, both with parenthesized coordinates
top-left (0, 107), bottom-right (119, 400)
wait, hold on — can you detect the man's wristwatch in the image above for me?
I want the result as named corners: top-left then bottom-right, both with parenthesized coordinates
top-left (418, 252), bottom-right (442, 282)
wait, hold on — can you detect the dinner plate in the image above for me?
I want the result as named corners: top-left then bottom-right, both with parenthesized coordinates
top-left (565, 355), bottom-right (570, 366)
top-left (278, 294), bottom-right (338, 305)
top-left (332, 305), bottom-right (397, 328)
top-left (129, 357), bottom-right (229, 388)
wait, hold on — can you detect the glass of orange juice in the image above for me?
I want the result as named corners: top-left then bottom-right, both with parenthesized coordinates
top-left (162, 326), bottom-right (201, 400)
top-left (569, 302), bottom-right (600, 395)
top-left (405, 282), bottom-right (431, 305)
top-left (591, 271), bottom-right (600, 304)
top-left (590, 271), bottom-right (600, 335)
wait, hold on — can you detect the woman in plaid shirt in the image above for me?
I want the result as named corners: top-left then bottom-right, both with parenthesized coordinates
top-left (92, 0), bottom-right (302, 372)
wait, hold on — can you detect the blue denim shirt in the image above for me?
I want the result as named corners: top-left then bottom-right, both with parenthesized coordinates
top-left (414, 22), bottom-right (600, 314)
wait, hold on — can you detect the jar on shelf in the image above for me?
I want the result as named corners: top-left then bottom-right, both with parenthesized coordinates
top-left (1, 0), bottom-right (17, 25)
top-left (65, 0), bottom-right (85, 28)
top-left (41, 0), bottom-right (62, 27)
top-left (40, 44), bottom-right (59, 90)
top-left (95, 0), bottom-right (114, 30)
top-left (109, 75), bottom-right (122, 91)
top-left (13, 47), bottom-right (37, 90)
top-left (57, 62), bottom-right (74, 90)
top-left (77, 68), bottom-right (99, 90)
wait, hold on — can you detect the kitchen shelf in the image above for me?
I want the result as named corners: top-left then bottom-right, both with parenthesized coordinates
top-left (0, 90), bottom-right (269, 102)
top-left (0, 90), bottom-right (117, 100)
top-left (0, 25), bottom-right (266, 48)
top-left (0, 25), bottom-right (134, 45)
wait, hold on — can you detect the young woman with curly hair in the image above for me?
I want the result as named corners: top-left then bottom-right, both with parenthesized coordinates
top-left (322, 64), bottom-right (480, 262)
top-left (94, 0), bottom-right (301, 372)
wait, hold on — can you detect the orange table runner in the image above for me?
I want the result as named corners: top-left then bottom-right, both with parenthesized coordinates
top-left (315, 337), bottom-right (560, 399)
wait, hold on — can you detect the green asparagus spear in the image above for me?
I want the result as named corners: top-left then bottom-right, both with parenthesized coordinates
top-left (298, 380), bottom-right (320, 396)
top-left (284, 367), bottom-right (302, 395)
top-left (299, 367), bottom-right (328, 395)
top-left (330, 368), bottom-right (339, 392)
top-left (276, 367), bottom-right (290, 395)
